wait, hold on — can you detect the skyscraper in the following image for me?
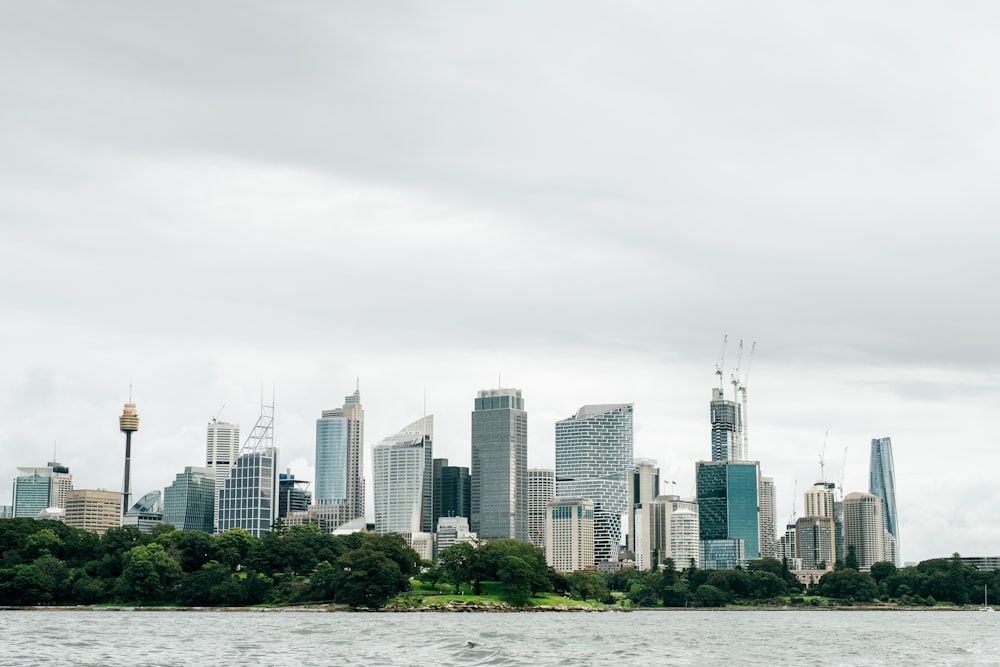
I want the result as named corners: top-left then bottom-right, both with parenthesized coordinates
top-left (313, 388), bottom-right (365, 530)
top-left (217, 400), bottom-right (278, 538)
top-left (372, 416), bottom-right (433, 534)
top-left (527, 469), bottom-right (555, 550)
top-left (206, 419), bottom-right (240, 531)
top-left (627, 459), bottom-right (660, 569)
top-left (795, 516), bottom-right (836, 569)
top-left (432, 459), bottom-right (471, 531)
top-left (65, 489), bottom-right (121, 535)
top-left (696, 459), bottom-right (761, 568)
top-left (758, 476), bottom-right (777, 559)
top-left (842, 491), bottom-right (885, 571)
top-left (278, 471), bottom-right (311, 518)
top-left (12, 463), bottom-right (72, 518)
top-left (555, 403), bottom-right (633, 564)
top-left (471, 388), bottom-right (527, 541)
top-left (869, 436), bottom-right (899, 564)
top-left (164, 466), bottom-right (217, 532)
top-left (710, 388), bottom-right (744, 461)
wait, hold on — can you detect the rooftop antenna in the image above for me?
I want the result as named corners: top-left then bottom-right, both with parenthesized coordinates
top-left (498, 368), bottom-right (502, 389)
top-left (52, 440), bottom-right (57, 462)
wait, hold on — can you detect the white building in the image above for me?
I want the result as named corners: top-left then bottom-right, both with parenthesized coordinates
top-left (206, 419), bottom-right (240, 532)
top-left (545, 497), bottom-right (595, 573)
top-left (435, 516), bottom-right (476, 558)
top-left (843, 491), bottom-right (885, 571)
top-left (759, 476), bottom-right (778, 559)
top-left (527, 469), bottom-right (555, 549)
top-left (372, 416), bottom-right (433, 535)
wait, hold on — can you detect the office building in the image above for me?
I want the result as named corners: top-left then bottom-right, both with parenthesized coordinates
top-left (670, 505), bottom-right (701, 569)
top-left (555, 403), bottom-right (633, 564)
top-left (842, 491), bottom-right (885, 571)
top-left (312, 388), bottom-right (365, 531)
top-left (471, 388), bottom-right (527, 541)
top-left (65, 489), bottom-right (121, 535)
top-left (163, 466), bottom-right (216, 532)
top-left (869, 436), bottom-right (899, 564)
top-left (218, 447), bottom-right (279, 538)
top-left (795, 516), bottom-right (836, 569)
top-left (372, 416), bottom-right (434, 534)
top-left (627, 459), bottom-right (660, 569)
top-left (696, 459), bottom-right (761, 567)
top-left (12, 463), bottom-right (72, 518)
top-left (700, 538), bottom-right (746, 570)
top-left (206, 419), bottom-right (240, 531)
top-left (643, 494), bottom-right (700, 569)
top-left (123, 490), bottom-right (163, 533)
top-left (545, 497), bottom-right (595, 573)
top-left (759, 476), bottom-right (777, 559)
top-left (432, 459), bottom-right (471, 530)
top-left (527, 469), bottom-right (555, 549)
top-left (278, 471), bottom-right (311, 518)
top-left (435, 516), bottom-right (476, 558)
top-left (804, 481), bottom-right (836, 519)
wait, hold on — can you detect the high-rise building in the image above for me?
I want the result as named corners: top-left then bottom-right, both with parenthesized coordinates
top-left (795, 516), bottom-right (836, 569)
top-left (527, 469), bottom-right (555, 549)
top-left (435, 516), bottom-right (476, 558)
top-left (696, 459), bottom-right (761, 568)
top-left (804, 481), bottom-right (836, 519)
top-left (670, 505), bottom-right (701, 569)
top-left (555, 403), bottom-right (633, 564)
top-left (372, 416), bottom-right (434, 535)
top-left (218, 449), bottom-right (279, 538)
top-left (710, 387), bottom-right (744, 462)
top-left (627, 459), bottom-right (660, 569)
top-left (842, 491), bottom-right (885, 571)
top-left (12, 463), bottom-right (72, 518)
top-left (545, 497), bottom-right (595, 573)
top-left (644, 494), bottom-right (700, 570)
top-left (65, 489), bottom-right (121, 535)
top-left (163, 466), bottom-right (216, 532)
top-left (278, 471), bottom-right (311, 518)
top-left (471, 388), bottom-right (527, 541)
top-left (869, 436), bottom-right (899, 564)
top-left (206, 419), bottom-right (240, 532)
top-left (432, 459), bottom-right (471, 531)
top-left (758, 476), bottom-right (777, 559)
top-left (312, 388), bottom-right (365, 531)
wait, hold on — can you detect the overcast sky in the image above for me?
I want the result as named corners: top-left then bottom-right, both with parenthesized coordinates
top-left (3, 2), bottom-right (998, 563)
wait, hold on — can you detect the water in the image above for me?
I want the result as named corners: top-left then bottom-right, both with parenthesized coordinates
top-left (1, 609), bottom-right (997, 666)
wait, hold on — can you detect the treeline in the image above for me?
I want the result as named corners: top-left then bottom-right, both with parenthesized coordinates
top-left (0, 518), bottom-right (421, 608)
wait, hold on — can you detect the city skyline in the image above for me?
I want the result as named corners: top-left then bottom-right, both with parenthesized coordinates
top-left (3, 3), bottom-right (999, 564)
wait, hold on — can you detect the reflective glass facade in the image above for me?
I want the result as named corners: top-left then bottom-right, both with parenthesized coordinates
top-left (218, 448), bottom-right (278, 538)
top-left (471, 388), bottom-right (527, 541)
top-left (163, 467), bottom-right (216, 532)
top-left (696, 460), bottom-right (760, 565)
top-left (869, 436), bottom-right (898, 550)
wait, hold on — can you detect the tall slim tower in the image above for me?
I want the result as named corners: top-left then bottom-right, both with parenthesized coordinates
top-left (119, 401), bottom-right (139, 519)
top-left (869, 436), bottom-right (899, 564)
top-left (627, 458), bottom-right (660, 569)
top-left (758, 476), bottom-right (777, 559)
top-left (312, 387), bottom-right (365, 530)
top-left (471, 388), bottom-right (528, 541)
top-left (555, 403), bottom-right (633, 564)
top-left (206, 419), bottom-right (240, 532)
top-left (527, 469), bottom-right (555, 550)
top-left (842, 491), bottom-right (885, 571)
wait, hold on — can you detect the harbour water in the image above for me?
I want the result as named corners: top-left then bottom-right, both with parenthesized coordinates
top-left (1, 609), bottom-right (997, 666)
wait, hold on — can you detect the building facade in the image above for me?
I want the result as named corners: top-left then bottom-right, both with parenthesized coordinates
top-left (206, 419), bottom-right (240, 532)
top-left (545, 497), bottom-right (595, 573)
top-left (842, 491), bottom-right (885, 571)
top-left (710, 387), bottom-right (744, 461)
top-left (795, 516), bottom-right (836, 569)
top-left (696, 460), bottom-right (761, 567)
top-left (217, 448), bottom-right (279, 538)
top-left (163, 466), bottom-right (216, 532)
top-left (278, 471), bottom-right (312, 518)
top-left (65, 489), bottom-right (121, 535)
top-left (627, 459), bottom-right (660, 569)
top-left (471, 388), bottom-right (528, 541)
top-left (869, 436), bottom-right (899, 564)
top-left (432, 459), bottom-right (471, 531)
top-left (13, 463), bottom-right (72, 518)
top-left (312, 389), bottom-right (365, 530)
top-left (372, 416), bottom-right (434, 535)
top-left (527, 469), bottom-right (555, 550)
top-left (758, 476), bottom-right (777, 559)
top-left (555, 403), bottom-right (633, 564)
top-left (123, 490), bottom-right (163, 533)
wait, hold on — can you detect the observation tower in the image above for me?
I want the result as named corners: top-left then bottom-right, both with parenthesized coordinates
top-left (119, 400), bottom-right (139, 518)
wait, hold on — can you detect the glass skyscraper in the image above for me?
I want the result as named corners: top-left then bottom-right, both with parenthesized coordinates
top-left (471, 388), bottom-right (527, 541)
top-left (164, 466), bottom-right (215, 532)
top-left (696, 459), bottom-right (760, 567)
top-left (555, 403), bottom-right (633, 564)
top-left (313, 389), bottom-right (365, 530)
top-left (710, 388), bottom-right (744, 461)
top-left (869, 436), bottom-right (898, 563)
top-left (217, 448), bottom-right (279, 538)
top-left (433, 458), bottom-right (471, 531)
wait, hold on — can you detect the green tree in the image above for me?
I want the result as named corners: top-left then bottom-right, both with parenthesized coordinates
top-left (114, 543), bottom-right (182, 603)
top-left (309, 560), bottom-right (338, 601)
top-left (498, 556), bottom-right (533, 606)
top-left (817, 568), bottom-right (878, 602)
top-left (0, 564), bottom-right (56, 605)
top-left (438, 542), bottom-right (477, 594)
top-left (176, 561), bottom-right (243, 606)
top-left (332, 548), bottom-right (408, 609)
top-left (692, 584), bottom-right (728, 607)
top-left (844, 545), bottom-right (859, 571)
top-left (869, 561), bottom-right (897, 585)
top-left (748, 570), bottom-right (786, 600)
top-left (212, 528), bottom-right (257, 571)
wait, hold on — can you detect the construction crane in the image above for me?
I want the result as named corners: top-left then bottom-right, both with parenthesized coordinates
top-left (819, 430), bottom-right (828, 483)
top-left (715, 334), bottom-right (728, 392)
top-left (789, 479), bottom-right (798, 525)
top-left (837, 447), bottom-right (848, 501)
top-left (213, 403), bottom-right (226, 423)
